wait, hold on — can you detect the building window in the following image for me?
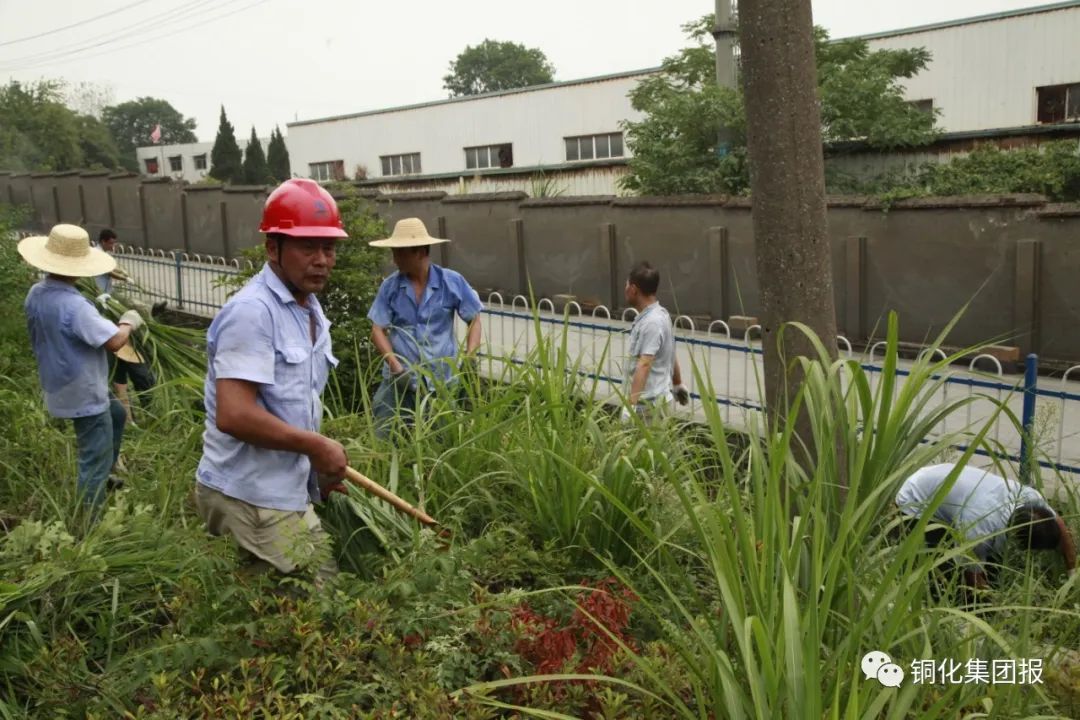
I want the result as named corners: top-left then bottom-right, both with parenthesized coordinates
top-left (168, 155), bottom-right (183, 172)
top-left (1037, 82), bottom-right (1080, 123)
top-left (908, 99), bottom-right (934, 115)
top-left (309, 160), bottom-right (345, 182)
top-left (193, 154), bottom-right (207, 170)
top-left (465, 143), bottom-right (513, 170)
top-left (144, 158), bottom-right (159, 175)
top-left (565, 132), bottom-right (624, 162)
top-left (380, 153), bottom-right (422, 176)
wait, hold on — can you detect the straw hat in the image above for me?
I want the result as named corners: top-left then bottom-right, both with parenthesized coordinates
top-left (369, 218), bottom-right (450, 248)
top-left (18, 224), bottom-right (116, 277)
top-left (115, 342), bottom-right (145, 364)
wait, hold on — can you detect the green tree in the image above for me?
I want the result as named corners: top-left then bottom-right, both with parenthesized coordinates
top-left (620, 15), bottom-right (937, 195)
top-left (74, 114), bottom-right (122, 170)
top-left (242, 127), bottom-right (273, 185)
top-left (267, 126), bottom-right (291, 182)
top-left (209, 106), bottom-right (243, 184)
top-left (102, 97), bottom-right (197, 172)
top-left (442, 39), bottom-right (555, 97)
top-left (0, 80), bottom-right (83, 171)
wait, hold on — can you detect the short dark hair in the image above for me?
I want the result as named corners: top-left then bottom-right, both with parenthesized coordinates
top-left (98, 228), bottom-right (117, 242)
top-left (628, 261), bottom-right (660, 296)
top-left (1010, 503), bottom-right (1061, 550)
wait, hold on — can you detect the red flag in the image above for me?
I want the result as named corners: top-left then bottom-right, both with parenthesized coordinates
top-left (150, 124), bottom-right (162, 144)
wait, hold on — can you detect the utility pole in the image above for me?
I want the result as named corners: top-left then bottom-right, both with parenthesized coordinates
top-left (739, 0), bottom-right (838, 435)
top-left (713, 0), bottom-right (737, 156)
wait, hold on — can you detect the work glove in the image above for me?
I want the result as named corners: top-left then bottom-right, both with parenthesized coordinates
top-left (619, 405), bottom-right (645, 424)
top-left (673, 384), bottom-right (690, 406)
top-left (118, 309), bottom-right (144, 332)
top-left (95, 293), bottom-right (111, 308)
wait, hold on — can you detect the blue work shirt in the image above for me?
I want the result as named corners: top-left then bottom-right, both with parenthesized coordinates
top-left (24, 277), bottom-right (119, 419)
top-left (367, 263), bottom-right (483, 386)
top-left (196, 264), bottom-right (338, 512)
top-left (94, 272), bottom-right (112, 294)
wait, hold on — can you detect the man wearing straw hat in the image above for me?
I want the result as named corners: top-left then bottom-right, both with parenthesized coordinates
top-left (367, 218), bottom-right (483, 437)
top-left (194, 179), bottom-right (349, 582)
top-left (18, 224), bottom-right (144, 509)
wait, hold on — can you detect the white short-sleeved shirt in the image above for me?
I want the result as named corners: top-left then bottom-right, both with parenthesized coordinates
top-left (896, 463), bottom-right (1054, 561)
top-left (624, 302), bottom-right (675, 402)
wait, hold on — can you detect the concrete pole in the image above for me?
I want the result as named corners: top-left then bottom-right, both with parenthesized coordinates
top-left (713, 0), bottom-right (738, 155)
top-left (739, 0), bottom-right (838, 427)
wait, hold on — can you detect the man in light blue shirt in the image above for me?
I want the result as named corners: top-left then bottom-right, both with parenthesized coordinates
top-left (19, 224), bottom-right (143, 509)
top-left (621, 261), bottom-right (688, 422)
top-left (896, 462), bottom-right (1076, 589)
top-left (194, 179), bottom-right (350, 582)
top-left (367, 218), bottom-right (483, 437)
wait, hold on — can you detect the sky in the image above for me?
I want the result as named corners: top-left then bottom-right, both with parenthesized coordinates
top-left (0, 0), bottom-right (1059, 143)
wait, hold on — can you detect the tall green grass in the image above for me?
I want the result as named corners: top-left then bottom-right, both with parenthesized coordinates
top-left (462, 313), bottom-right (1080, 718)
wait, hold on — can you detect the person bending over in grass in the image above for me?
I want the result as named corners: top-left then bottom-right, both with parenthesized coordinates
top-left (621, 261), bottom-right (689, 424)
top-left (896, 462), bottom-right (1076, 591)
top-left (19, 224), bottom-right (143, 511)
top-left (194, 179), bottom-right (350, 584)
top-left (367, 218), bottom-right (483, 439)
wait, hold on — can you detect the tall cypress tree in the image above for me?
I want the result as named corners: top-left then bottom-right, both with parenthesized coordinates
top-left (209, 106), bottom-right (243, 183)
top-left (267, 126), bottom-right (292, 182)
top-left (242, 126), bottom-right (272, 185)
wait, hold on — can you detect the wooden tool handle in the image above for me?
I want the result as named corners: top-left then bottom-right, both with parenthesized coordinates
top-left (343, 466), bottom-right (438, 528)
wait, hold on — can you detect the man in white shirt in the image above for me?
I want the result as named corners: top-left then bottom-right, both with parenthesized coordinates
top-left (621, 261), bottom-right (689, 422)
top-left (896, 462), bottom-right (1076, 589)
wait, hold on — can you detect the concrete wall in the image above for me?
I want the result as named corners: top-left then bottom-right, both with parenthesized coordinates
top-left (6, 173), bottom-right (1080, 364)
top-left (109, 175), bottom-right (145, 248)
top-left (183, 186), bottom-right (225, 256)
top-left (223, 187), bottom-right (270, 257)
top-left (440, 193), bottom-right (525, 295)
top-left (141, 179), bottom-right (185, 252)
top-left (80, 172), bottom-right (113, 242)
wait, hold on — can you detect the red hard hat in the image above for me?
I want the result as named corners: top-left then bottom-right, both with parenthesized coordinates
top-left (259, 178), bottom-right (348, 238)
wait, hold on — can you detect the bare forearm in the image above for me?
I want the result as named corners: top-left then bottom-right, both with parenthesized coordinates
top-left (672, 357), bottom-right (683, 386)
top-left (1058, 517), bottom-right (1076, 572)
top-left (466, 317), bottom-right (482, 355)
top-left (371, 326), bottom-right (403, 373)
top-left (220, 402), bottom-right (319, 454)
top-left (629, 362), bottom-right (651, 405)
top-left (104, 325), bottom-right (133, 353)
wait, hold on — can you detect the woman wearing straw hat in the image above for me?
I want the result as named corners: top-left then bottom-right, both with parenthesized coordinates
top-left (367, 218), bottom-right (483, 437)
top-left (19, 224), bottom-right (144, 510)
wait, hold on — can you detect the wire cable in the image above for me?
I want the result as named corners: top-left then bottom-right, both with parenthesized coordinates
top-left (0, 0), bottom-right (160, 47)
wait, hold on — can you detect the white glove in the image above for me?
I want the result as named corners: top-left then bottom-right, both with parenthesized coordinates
top-left (95, 293), bottom-right (111, 308)
top-left (118, 309), bottom-right (144, 332)
top-left (620, 407), bottom-right (633, 424)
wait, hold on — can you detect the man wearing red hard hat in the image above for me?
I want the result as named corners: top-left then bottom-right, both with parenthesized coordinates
top-left (194, 178), bottom-right (349, 582)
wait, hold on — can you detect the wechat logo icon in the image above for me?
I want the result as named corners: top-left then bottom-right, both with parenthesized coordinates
top-left (862, 650), bottom-right (905, 688)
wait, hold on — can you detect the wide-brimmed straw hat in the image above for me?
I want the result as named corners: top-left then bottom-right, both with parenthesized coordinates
top-left (18, 224), bottom-right (116, 277)
top-left (115, 342), bottom-right (145, 364)
top-left (369, 218), bottom-right (450, 248)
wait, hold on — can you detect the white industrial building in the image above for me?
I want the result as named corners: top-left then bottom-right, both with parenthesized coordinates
top-left (855, 1), bottom-right (1080, 133)
top-left (282, 1), bottom-right (1080, 195)
top-left (135, 138), bottom-right (269, 184)
top-left (132, 2), bottom-right (1080, 194)
top-left (285, 68), bottom-right (653, 196)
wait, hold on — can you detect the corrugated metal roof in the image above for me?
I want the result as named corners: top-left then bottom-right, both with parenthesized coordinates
top-left (287, 67), bottom-right (660, 128)
top-left (844, 0), bottom-right (1080, 40)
